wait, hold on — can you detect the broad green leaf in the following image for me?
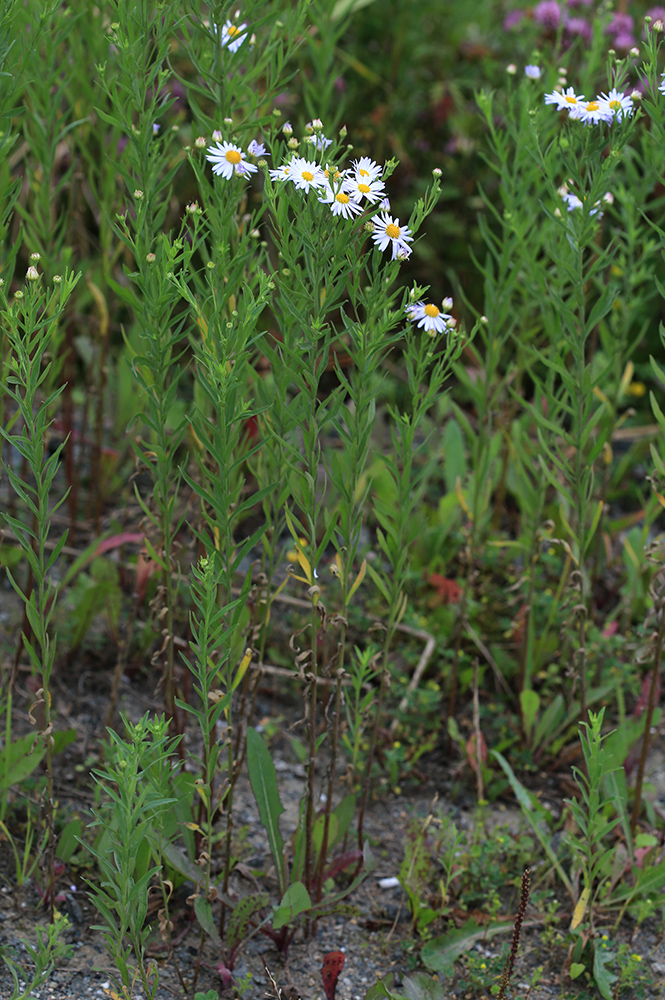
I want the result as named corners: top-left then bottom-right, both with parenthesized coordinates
top-left (421, 919), bottom-right (513, 974)
top-left (272, 881), bottom-right (312, 930)
top-left (519, 689), bottom-right (539, 742)
top-left (246, 727), bottom-right (286, 895)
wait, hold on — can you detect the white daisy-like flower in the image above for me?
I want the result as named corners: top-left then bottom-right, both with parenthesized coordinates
top-left (544, 86), bottom-right (585, 111)
top-left (268, 163), bottom-right (292, 181)
top-left (574, 99), bottom-right (614, 124)
top-left (371, 212), bottom-right (413, 259)
top-left (597, 88), bottom-right (633, 121)
top-left (217, 19), bottom-right (249, 52)
top-left (318, 185), bottom-right (363, 220)
top-left (351, 156), bottom-right (383, 183)
top-left (206, 141), bottom-right (258, 179)
top-left (288, 157), bottom-right (327, 192)
top-left (346, 174), bottom-right (386, 204)
top-left (406, 300), bottom-right (454, 335)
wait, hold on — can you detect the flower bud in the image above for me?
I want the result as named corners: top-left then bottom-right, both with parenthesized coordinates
top-left (134, 189), bottom-right (144, 199)
top-left (26, 266), bottom-right (39, 281)
top-left (195, 136), bottom-right (206, 148)
top-left (146, 253), bottom-right (156, 263)
top-left (30, 252), bottom-right (41, 262)
top-left (212, 129), bottom-right (222, 141)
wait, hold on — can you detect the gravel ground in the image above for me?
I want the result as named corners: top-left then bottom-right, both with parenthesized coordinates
top-left (3, 640), bottom-right (665, 999)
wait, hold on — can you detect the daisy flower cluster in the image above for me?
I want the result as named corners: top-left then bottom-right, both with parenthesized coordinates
top-left (406, 297), bottom-right (456, 336)
top-left (269, 149), bottom-right (414, 258)
top-left (206, 121), bottom-right (416, 261)
top-left (545, 85), bottom-right (634, 123)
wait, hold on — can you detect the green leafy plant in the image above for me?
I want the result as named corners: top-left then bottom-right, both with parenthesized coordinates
top-left (82, 714), bottom-right (180, 999)
top-left (0, 913), bottom-right (72, 1000)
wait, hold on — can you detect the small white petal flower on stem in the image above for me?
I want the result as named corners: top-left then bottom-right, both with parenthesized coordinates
top-left (371, 212), bottom-right (414, 259)
top-left (206, 141), bottom-right (258, 179)
top-left (597, 88), bottom-right (633, 120)
top-left (544, 86), bottom-right (585, 110)
top-left (351, 156), bottom-right (383, 183)
top-left (319, 185), bottom-right (363, 220)
top-left (406, 301), bottom-right (453, 335)
top-left (268, 162), bottom-right (292, 181)
top-left (288, 157), bottom-right (327, 192)
top-left (346, 174), bottom-right (386, 204)
top-left (575, 99), bottom-right (614, 124)
top-left (524, 65), bottom-right (541, 79)
top-left (217, 19), bottom-right (249, 52)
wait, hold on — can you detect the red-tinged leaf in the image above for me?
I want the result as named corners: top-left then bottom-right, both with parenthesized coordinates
top-left (632, 673), bottom-right (661, 719)
top-left (95, 533), bottom-right (144, 556)
top-left (136, 548), bottom-right (159, 604)
top-left (321, 951), bottom-right (345, 1000)
top-left (216, 963), bottom-right (234, 989)
top-left (427, 573), bottom-right (462, 605)
top-left (323, 849), bottom-right (363, 882)
top-left (243, 414), bottom-right (259, 441)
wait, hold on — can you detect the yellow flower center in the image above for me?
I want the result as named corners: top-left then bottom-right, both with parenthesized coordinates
top-left (386, 223), bottom-right (401, 238)
top-left (228, 25), bottom-right (241, 36)
top-left (587, 101), bottom-right (599, 111)
top-left (424, 304), bottom-right (440, 318)
top-left (225, 149), bottom-right (242, 164)
top-left (609, 99), bottom-right (621, 111)
top-left (302, 170), bottom-right (314, 182)
top-left (358, 183), bottom-right (370, 193)
top-left (359, 168), bottom-right (370, 176)
top-left (336, 192), bottom-right (350, 204)
top-left (565, 95), bottom-right (577, 104)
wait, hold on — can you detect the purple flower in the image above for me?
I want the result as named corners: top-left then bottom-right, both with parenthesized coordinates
top-left (247, 139), bottom-right (268, 157)
top-left (565, 16), bottom-right (593, 43)
top-left (503, 10), bottom-right (524, 29)
top-left (533, 1), bottom-right (561, 29)
top-left (605, 13), bottom-right (634, 36)
top-left (567, 0), bottom-right (592, 6)
top-left (613, 32), bottom-right (636, 51)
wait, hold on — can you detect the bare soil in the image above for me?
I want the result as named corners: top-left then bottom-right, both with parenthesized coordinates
top-left (2, 602), bottom-right (665, 1000)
